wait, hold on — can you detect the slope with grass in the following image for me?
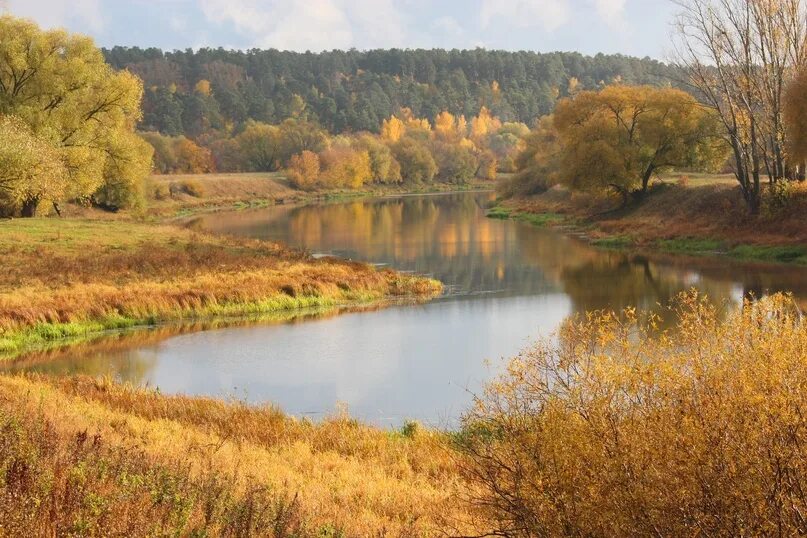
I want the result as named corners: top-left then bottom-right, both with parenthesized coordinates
top-left (0, 373), bottom-right (470, 536)
top-left (0, 218), bottom-right (442, 357)
top-left (495, 177), bottom-right (807, 265)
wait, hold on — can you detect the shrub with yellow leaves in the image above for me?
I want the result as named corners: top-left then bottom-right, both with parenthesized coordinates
top-left (458, 291), bottom-right (807, 536)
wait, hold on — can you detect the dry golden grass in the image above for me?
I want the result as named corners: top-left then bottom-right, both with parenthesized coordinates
top-left (510, 179), bottom-right (807, 248)
top-left (0, 373), bottom-right (471, 536)
top-left (0, 218), bottom-right (441, 355)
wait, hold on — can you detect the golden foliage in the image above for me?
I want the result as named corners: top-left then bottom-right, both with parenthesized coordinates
top-left (459, 291), bottom-right (807, 536)
top-left (286, 150), bottom-right (321, 190)
top-left (0, 16), bottom-right (148, 211)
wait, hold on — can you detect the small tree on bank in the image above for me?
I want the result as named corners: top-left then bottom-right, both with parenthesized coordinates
top-left (553, 85), bottom-right (725, 203)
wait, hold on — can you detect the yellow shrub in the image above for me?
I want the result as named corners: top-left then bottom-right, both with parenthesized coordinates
top-left (459, 292), bottom-right (807, 536)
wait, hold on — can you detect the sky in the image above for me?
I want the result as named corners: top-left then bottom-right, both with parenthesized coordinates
top-left (3, 0), bottom-right (678, 59)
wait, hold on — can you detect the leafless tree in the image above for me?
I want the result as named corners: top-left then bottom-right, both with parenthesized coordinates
top-left (672, 0), bottom-right (807, 213)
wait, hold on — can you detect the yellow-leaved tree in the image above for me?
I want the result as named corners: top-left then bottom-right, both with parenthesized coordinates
top-left (553, 85), bottom-right (726, 203)
top-left (0, 15), bottom-right (152, 216)
top-left (0, 116), bottom-right (67, 215)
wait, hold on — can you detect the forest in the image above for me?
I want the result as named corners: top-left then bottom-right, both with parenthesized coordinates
top-left (103, 46), bottom-right (677, 135)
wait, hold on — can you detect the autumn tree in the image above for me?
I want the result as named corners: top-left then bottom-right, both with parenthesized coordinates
top-left (319, 147), bottom-right (372, 189)
top-left (277, 119), bottom-right (328, 165)
top-left (553, 85), bottom-right (725, 202)
top-left (234, 121), bottom-right (281, 171)
top-left (504, 115), bottom-right (563, 196)
top-left (0, 16), bottom-right (150, 214)
top-left (174, 138), bottom-right (214, 174)
top-left (432, 142), bottom-right (478, 184)
top-left (286, 150), bottom-right (320, 190)
top-left (784, 67), bottom-right (807, 177)
top-left (0, 116), bottom-right (67, 216)
top-left (392, 138), bottom-right (438, 184)
top-left (356, 134), bottom-right (402, 184)
top-left (673, 0), bottom-right (807, 213)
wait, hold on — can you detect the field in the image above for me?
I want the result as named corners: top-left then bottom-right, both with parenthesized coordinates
top-left (0, 218), bottom-right (441, 357)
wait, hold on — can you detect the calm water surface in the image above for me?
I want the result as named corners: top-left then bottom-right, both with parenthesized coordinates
top-left (12, 192), bottom-right (807, 426)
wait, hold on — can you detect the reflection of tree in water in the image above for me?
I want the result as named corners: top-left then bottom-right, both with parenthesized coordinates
top-left (557, 254), bottom-right (736, 317)
top-left (196, 192), bottom-right (807, 311)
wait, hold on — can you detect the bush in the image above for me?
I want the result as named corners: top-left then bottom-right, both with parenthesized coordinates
top-left (458, 292), bottom-right (807, 536)
top-left (169, 180), bottom-right (205, 198)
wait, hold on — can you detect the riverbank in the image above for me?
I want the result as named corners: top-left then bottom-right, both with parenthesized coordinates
top-left (493, 179), bottom-right (807, 265)
top-left (0, 373), bottom-right (470, 536)
top-left (0, 218), bottom-right (441, 358)
top-left (143, 172), bottom-right (495, 220)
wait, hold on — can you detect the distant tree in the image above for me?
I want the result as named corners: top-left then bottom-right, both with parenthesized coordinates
top-left (392, 138), bottom-right (438, 184)
top-left (174, 138), bottom-right (214, 173)
top-left (0, 16), bottom-right (149, 214)
top-left (319, 147), bottom-right (373, 189)
top-left (381, 116), bottom-right (406, 142)
top-left (506, 115), bottom-right (564, 196)
top-left (278, 119), bottom-right (328, 165)
top-left (235, 121), bottom-right (282, 171)
top-left (287, 150), bottom-right (320, 190)
top-left (0, 116), bottom-right (67, 216)
top-left (433, 142), bottom-right (478, 184)
top-left (470, 106), bottom-right (502, 141)
top-left (141, 131), bottom-right (178, 174)
top-left (356, 134), bottom-right (402, 183)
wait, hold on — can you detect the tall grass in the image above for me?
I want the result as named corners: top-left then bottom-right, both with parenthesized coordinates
top-left (0, 374), bottom-right (469, 536)
top-left (0, 219), bottom-right (441, 357)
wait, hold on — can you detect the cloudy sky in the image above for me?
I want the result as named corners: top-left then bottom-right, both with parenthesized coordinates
top-left (3, 0), bottom-right (677, 59)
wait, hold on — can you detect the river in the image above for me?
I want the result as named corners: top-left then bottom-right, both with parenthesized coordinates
top-left (9, 192), bottom-right (807, 427)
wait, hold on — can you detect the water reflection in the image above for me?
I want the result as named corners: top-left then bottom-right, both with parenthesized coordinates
top-left (11, 192), bottom-right (807, 426)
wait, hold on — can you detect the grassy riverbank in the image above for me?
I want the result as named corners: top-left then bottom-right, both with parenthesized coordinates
top-left (0, 218), bottom-right (441, 358)
top-left (0, 373), bottom-right (470, 536)
top-left (493, 176), bottom-right (807, 265)
top-left (140, 172), bottom-right (494, 220)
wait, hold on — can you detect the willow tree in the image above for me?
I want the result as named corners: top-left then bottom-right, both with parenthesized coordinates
top-left (673, 0), bottom-right (807, 213)
top-left (0, 15), bottom-right (151, 215)
top-left (552, 85), bottom-right (725, 203)
top-left (0, 116), bottom-right (67, 216)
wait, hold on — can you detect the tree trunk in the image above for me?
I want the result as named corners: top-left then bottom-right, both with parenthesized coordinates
top-left (20, 198), bottom-right (38, 217)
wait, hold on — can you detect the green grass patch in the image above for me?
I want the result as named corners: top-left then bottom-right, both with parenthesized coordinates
top-left (485, 206), bottom-right (566, 227)
top-left (485, 206), bottom-right (512, 219)
top-left (728, 244), bottom-right (807, 264)
top-left (656, 237), bottom-right (724, 254)
top-left (591, 235), bottom-right (635, 250)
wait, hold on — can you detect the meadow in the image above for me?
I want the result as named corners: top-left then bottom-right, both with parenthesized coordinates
top-left (0, 218), bottom-right (441, 357)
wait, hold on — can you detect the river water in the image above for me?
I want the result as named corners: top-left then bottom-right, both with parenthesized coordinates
top-left (11, 192), bottom-right (807, 426)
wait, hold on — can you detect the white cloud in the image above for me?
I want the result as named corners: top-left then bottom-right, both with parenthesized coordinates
top-left (200, 0), bottom-right (406, 51)
top-left (592, 0), bottom-right (627, 27)
top-left (431, 16), bottom-right (463, 39)
top-left (7, 0), bottom-right (103, 32)
top-left (479, 0), bottom-right (570, 32)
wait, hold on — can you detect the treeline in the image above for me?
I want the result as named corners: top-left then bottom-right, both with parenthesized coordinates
top-left (102, 46), bottom-right (678, 137)
top-left (143, 107), bottom-right (526, 190)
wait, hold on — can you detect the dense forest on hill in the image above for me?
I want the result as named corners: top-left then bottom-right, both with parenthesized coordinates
top-left (102, 47), bottom-right (679, 136)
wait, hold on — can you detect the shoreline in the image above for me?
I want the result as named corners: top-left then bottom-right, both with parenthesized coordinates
top-left (492, 182), bottom-right (807, 267)
top-left (0, 217), bottom-right (442, 360)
